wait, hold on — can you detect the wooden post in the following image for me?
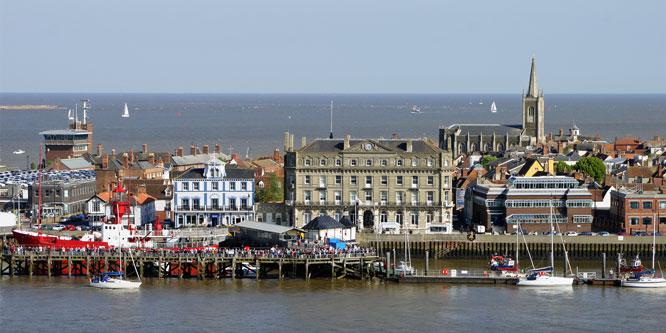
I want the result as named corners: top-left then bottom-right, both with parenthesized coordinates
top-left (331, 257), bottom-right (335, 279)
top-left (157, 255), bottom-right (163, 279)
top-left (178, 254), bottom-right (183, 279)
top-left (305, 259), bottom-right (309, 281)
top-left (425, 251), bottom-right (429, 276)
top-left (386, 252), bottom-right (391, 278)
top-left (601, 253), bottom-right (607, 279)
top-left (231, 256), bottom-right (236, 280)
top-left (360, 258), bottom-right (365, 280)
top-left (255, 258), bottom-right (260, 281)
top-left (68, 254), bottom-right (72, 278)
top-left (86, 255), bottom-right (91, 277)
top-left (10, 255), bottom-right (15, 277)
top-left (47, 255), bottom-right (52, 278)
top-left (279, 259), bottom-right (283, 281)
top-left (140, 260), bottom-right (144, 278)
top-left (563, 250), bottom-right (569, 276)
top-left (104, 252), bottom-right (109, 273)
top-left (29, 255), bottom-right (33, 277)
top-left (616, 253), bottom-right (621, 278)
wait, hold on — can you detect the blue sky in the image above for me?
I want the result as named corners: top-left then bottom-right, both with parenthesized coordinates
top-left (1, 0), bottom-right (664, 93)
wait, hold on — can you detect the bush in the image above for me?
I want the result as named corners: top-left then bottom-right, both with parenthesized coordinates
top-left (574, 157), bottom-right (606, 183)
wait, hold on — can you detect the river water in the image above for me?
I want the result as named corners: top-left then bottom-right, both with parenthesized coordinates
top-left (1, 258), bottom-right (664, 332)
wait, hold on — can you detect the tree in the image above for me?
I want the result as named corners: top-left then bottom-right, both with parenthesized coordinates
top-left (30, 162), bottom-right (37, 170)
top-left (480, 156), bottom-right (498, 169)
top-left (574, 157), bottom-right (606, 183)
top-left (256, 173), bottom-right (284, 202)
top-left (555, 161), bottom-right (572, 174)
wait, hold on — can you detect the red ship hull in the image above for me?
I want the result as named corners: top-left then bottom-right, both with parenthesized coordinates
top-left (620, 266), bottom-right (643, 272)
top-left (12, 230), bottom-right (110, 249)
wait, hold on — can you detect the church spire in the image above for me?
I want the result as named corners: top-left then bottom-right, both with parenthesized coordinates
top-left (526, 57), bottom-right (538, 98)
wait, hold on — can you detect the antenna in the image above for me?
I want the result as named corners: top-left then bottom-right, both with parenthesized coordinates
top-left (329, 99), bottom-right (334, 139)
top-left (81, 99), bottom-right (90, 125)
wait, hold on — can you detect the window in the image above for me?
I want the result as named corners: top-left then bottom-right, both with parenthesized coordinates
top-left (365, 176), bottom-right (372, 186)
top-left (397, 159), bottom-right (403, 167)
top-left (426, 212), bottom-right (433, 223)
top-left (381, 176), bottom-right (388, 186)
top-left (444, 159), bottom-right (449, 167)
top-left (396, 211), bottom-right (403, 226)
top-left (528, 106), bottom-right (535, 122)
top-left (411, 212), bottom-right (419, 226)
top-left (380, 211), bottom-right (387, 223)
top-left (335, 212), bottom-right (341, 221)
top-left (396, 191), bottom-right (403, 204)
top-left (304, 212), bottom-right (311, 223)
top-left (336, 159), bottom-right (341, 166)
top-left (660, 217), bottom-right (666, 225)
top-left (192, 198), bottom-right (200, 209)
top-left (320, 190), bottom-right (326, 204)
top-left (319, 176), bottom-right (326, 187)
top-left (412, 159), bottom-right (419, 167)
top-left (381, 160), bottom-right (388, 166)
top-left (427, 176), bottom-right (434, 186)
top-left (211, 198), bottom-right (219, 209)
top-left (444, 176), bottom-right (450, 188)
top-left (660, 201), bottom-right (666, 209)
top-left (380, 191), bottom-right (387, 204)
top-left (241, 198), bottom-right (248, 210)
top-left (183, 182), bottom-right (189, 191)
top-left (335, 175), bottom-right (342, 185)
top-left (573, 215), bottom-right (593, 223)
top-left (320, 159), bottom-right (326, 166)
top-left (365, 190), bottom-right (372, 202)
top-left (350, 159), bottom-right (357, 166)
top-left (350, 191), bottom-right (357, 203)
top-left (629, 201), bottom-right (639, 209)
top-left (304, 190), bottom-right (311, 203)
top-left (181, 198), bottom-right (189, 209)
top-left (427, 158), bottom-right (434, 167)
top-left (444, 191), bottom-right (449, 202)
top-left (366, 159), bottom-right (372, 166)
top-left (642, 217), bottom-right (652, 225)
top-left (304, 175), bottom-right (311, 185)
top-left (335, 191), bottom-right (342, 204)
top-left (396, 176), bottom-right (403, 186)
top-left (427, 191), bottom-right (434, 205)
top-left (212, 182), bottom-right (218, 191)
top-left (305, 159), bottom-right (311, 166)
top-left (411, 192), bottom-right (418, 205)
top-left (412, 176), bottom-right (418, 187)
top-left (643, 201), bottom-right (652, 210)
top-left (241, 182), bottom-right (247, 191)
top-left (629, 217), bottom-right (639, 226)
top-left (230, 182), bottom-right (236, 191)
top-left (93, 201), bottom-right (100, 212)
top-left (350, 176), bottom-right (357, 185)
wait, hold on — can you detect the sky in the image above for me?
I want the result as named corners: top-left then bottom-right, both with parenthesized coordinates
top-left (1, 0), bottom-right (665, 94)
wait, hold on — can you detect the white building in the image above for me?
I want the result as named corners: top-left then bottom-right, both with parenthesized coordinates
top-left (172, 157), bottom-right (255, 228)
top-left (86, 190), bottom-right (156, 227)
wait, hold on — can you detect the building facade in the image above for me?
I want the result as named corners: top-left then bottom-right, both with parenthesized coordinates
top-left (284, 135), bottom-right (455, 234)
top-left (469, 176), bottom-right (593, 233)
top-left (440, 58), bottom-right (545, 157)
top-left (609, 189), bottom-right (666, 234)
top-left (172, 157), bottom-right (255, 228)
top-left (30, 179), bottom-right (97, 219)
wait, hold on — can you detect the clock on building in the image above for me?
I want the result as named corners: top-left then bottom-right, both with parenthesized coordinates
top-left (364, 143), bottom-right (372, 151)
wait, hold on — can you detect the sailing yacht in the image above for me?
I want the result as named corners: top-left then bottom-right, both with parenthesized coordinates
top-left (395, 231), bottom-right (415, 276)
top-left (517, 200), bottom-right (574, 287)
top-left (89, 249), bottom-right (142, 289)
top-left (122, 103), bottom-right (130, 118)
top-left (621, 215), bottom-right (666, 288)
top-left (490, 102), bottom-right (497, 113)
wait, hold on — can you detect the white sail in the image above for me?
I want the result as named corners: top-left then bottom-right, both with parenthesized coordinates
top-left (68, 108), bottom-right (74, 120)
top-left (122, 103), bottom-right (130, 118)
top-left (491, 102), bottom-right (497, 113)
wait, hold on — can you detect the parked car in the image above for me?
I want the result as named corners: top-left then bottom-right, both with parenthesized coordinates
top-left (52, 224), bottom-right (65, 231)
top-left (618, 232), bottom-right (630, 236)
top-left (633, 231), bottom-right (648, 236)
top-left (579, 232), bottom-right (593, 236)
top-left (564, 231), bottom-right (578, 236)
top-left (597, 231), bottom-right (610, 236)
top-left (511, 231), bottom-right (529, 235)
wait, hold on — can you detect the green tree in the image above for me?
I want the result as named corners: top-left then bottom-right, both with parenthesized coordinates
top-left (555, 161), bottom-right (572, 174)
top-left (480, 156), bottom-right (498, 169)
top-left (256, 173), bottom-right (284, 202)
top-left (574, 157), bottom-right (606, 183)
top-left (30, 162), bottom-right (37, 170)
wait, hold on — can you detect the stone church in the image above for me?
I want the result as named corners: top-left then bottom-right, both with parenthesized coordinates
top-left (440, 58), bottom-right (545, 157)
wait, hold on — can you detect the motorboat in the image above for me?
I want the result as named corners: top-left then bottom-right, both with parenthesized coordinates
top-left (517, 268), bottom-right (574, 287)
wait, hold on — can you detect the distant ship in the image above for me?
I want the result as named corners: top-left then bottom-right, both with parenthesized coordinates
top-left (122, 103), bottom-right (130, 118)
top-left (411, 105), bottom-right (421, 114)
top-left (12, 149), bottom-right (25, 155)
top-left (491, 101), bottom-right (497, 113)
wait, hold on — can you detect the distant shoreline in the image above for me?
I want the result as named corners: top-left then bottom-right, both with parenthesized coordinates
top-left (0, 105), bottom-right (66, 110)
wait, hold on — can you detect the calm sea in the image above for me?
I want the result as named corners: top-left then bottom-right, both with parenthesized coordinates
top-left (1, 93), bottom-right (665, 168)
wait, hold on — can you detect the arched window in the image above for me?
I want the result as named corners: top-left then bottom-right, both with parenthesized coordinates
top-left (485, 143), bottom-right (493, 151)
top-left (528, 106), bottom-right (535, 122)
top-left (458, 143), bottom-right (467, 154)
top-left (471, 143), bottom-right (479, 152)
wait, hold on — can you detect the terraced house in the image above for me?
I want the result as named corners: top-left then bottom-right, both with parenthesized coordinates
top-left (284, 133), bottom-right (455, 234)
top-left (172, 157), bottom-right (255, 228)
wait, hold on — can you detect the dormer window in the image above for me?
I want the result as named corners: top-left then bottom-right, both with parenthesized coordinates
top-left (335, 159), bottom-right (341, 166)
top-left (305, 159), bottom-right (311, 166)
top-left (351, 159), bottom-right (357, 166)
top-left (320, 159), bottom-right (326, 166)
top-left (397, 159), bottom-right (403, 167)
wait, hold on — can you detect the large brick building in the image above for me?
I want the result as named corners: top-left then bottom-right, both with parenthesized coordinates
top-left (468, 176), bottom-right (593, 233)
top-left (610, 189), bottom-right (666, 234)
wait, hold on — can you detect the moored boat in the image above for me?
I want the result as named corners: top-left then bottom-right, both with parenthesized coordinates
top-left (620, 255), bottom-right (643, 272)
top-left (489, 255), bottom-right (517, 272)
top-left (89, 272), bottom-right (142, 289)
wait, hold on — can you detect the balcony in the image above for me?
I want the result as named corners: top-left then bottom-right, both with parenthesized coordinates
top-left (174, 205), bottom-right (253, 212)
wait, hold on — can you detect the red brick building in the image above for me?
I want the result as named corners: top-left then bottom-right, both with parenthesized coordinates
top-left (610, 189), bottom-right (666, 234)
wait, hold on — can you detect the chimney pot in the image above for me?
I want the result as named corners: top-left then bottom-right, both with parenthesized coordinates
top-left (142, 144), bottom-right (147, 154)
top-left (190, 145), bottom-right (197, 155)
top-left (274, 148), bottom-right (280, 161)
top-left (97, 144), bottom-right (103, 156)
top-left (302, 136), bottom-right (307, 148)
top-left (392, 134), bottom-right (398, 139)
top-left (102, 154), bottom-right (109, 169)
top-left (406, 139), bottom-right (413, 153)
top-left (215, 144), bottom-right (221, 154)
top-left (284, 132), bottom-right (290, 152)
top-left (559, 128), bottom-right (564, 136)
top-left (111, 149), bottom-right (116, 160)
top-left (203, 144), bottom-right (209, 154)
top-left (176, 147), bottom-right (184, 157)
top-left (344, 135), bottom-right (350, 149)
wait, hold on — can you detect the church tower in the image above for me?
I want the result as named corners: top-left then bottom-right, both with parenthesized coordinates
top-left (522, 58), bottom-right (545, 143)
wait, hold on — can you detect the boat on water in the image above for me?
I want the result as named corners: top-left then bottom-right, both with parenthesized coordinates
top-left (122, 103), bottom-right (130, 118)
top-left (395, 231), bottom-right (415, 276)
top-left (619, 254), bottom-right (643, 272)
top-left (410, 105), bottom-right (421, 114)
top-left (517, 200), bottom-right (574, 287)
top-left (89, 272), bottom-right (141, 289)
top-left (489, 255), bottom-right (517, 272)
top-left (490, 101), bottom-right (497, 113)
top-left (12, 149), bottom-right (25, 155)
top-left (621, 214), bottom-right (666, 288)
top-left (224, 262), bottom-right (257, 278)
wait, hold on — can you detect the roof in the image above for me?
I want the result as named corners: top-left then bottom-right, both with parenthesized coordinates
top-left (616, 138), bottom-right (642, 146)
top-left (445, 124), bottom-right (523, 136)
top-left (39, 129), bottom-right (91, 135)
top-left (171, 153), bottom-right (230, 166)
top-left (298, 138), bottom-right (442, 154)
top-left (339, 216), bottom-right (354, 228)
top-left (59, 157), bottom-right (93, 170)
top-left (627, 166), bottom-right (655, 179)
top-left (234, 221), bottom-right (300, 234)
top-left (252, 159), bottom-right (279, 168)
top-left (175, 166), bottom-right (254, 180)
top-left (303, 215), bottom-right (345, 230)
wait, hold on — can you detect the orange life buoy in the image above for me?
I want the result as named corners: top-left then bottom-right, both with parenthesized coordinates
top-left (442, 268), bottom-right (448, 275)
top-left (539, 271), bottom-right (545, 276)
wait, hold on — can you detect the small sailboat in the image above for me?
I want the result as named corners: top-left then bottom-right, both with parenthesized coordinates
top-left (67, 108), bottom-right (74, 120)
top-left (621, 214), bottom-right (666, 288)
top-left (491, 102), bottom-right (497, 113)
top-left (395, 231), bottom-right (415, 276)
top-left (410, 105), bottom-right (421, 114)
top-left (122, 103), bottom-right (130, 118)
top-left (12, 149), bottom-right (25, 155)
top-left (89, 249), bottom-right (141, 289)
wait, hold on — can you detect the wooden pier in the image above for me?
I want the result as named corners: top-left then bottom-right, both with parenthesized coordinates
top-left (0, 252), bottom-right (382, 281)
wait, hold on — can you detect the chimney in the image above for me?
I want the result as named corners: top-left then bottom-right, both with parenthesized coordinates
top-left (493, 165), bottom-right (501, 181)
top-left (392, 134), bottom-right (398, 139)
top-left (129, 150), bottom-right (135, 162)
top-left (163, 153), bottom-right (171, 163)
top-left (203, 144), bottom-right (209, 154)
top-left (500, 165), bottom-right (507, 180)
top-left (548, 132), bottom-right (553, 142)
top-left (102, 154), bottom-right (109, 169)
top-left (289, 134), bottom-right (294, 151)
top-left (190, 145), bottom-right (197, 155)
top-left (97, 144), bottom-right (103, 156)
top-left (215, 144), bottom-right (221, 154)
top-left (547, 158), bottom-right (554, 175)
top-left (595, 134), bottom-right (600, 141)
top-left (122, 153), bottom-right (129, 169)
top-left (344, 135), bottom-right (350, 149)
top-left (284, 132), bottom-right (290, 152)
top-left (302, 136), bottom-right (307, 148)
top-left (176, 147), bottom-right (184, 157)
top-left (148, 153), bottom-right (155, 165)
top-left (142, 143), bottom-right (147, 154)
top-left (274, 148), bottom-right (279, 161)
top-left (604, 174), bottom-right (611, 186)
top-left (406, 139), bottom-right (413, 153)
top-left (111, 149), bottom-right (116, 161)
top-left (559, 128), bottom-right (564, 136)
top-left (655, 136), bottom-right (660, 141)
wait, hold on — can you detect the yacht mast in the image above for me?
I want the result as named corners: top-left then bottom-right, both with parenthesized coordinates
top-left (329, 100), bottom-right (334, 139)
top-left (550, 198), bottom-right (554, 271)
